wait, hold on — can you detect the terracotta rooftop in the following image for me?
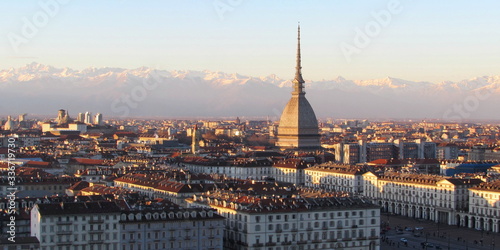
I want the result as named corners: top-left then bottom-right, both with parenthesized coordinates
top-left (470, 180), bottom-right (500, 192)
top-left (71, 158), bottom-right (106, 165)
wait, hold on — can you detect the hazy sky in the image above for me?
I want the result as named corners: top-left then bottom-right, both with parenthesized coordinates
top-left (2, 0), bottom-right (500, 82)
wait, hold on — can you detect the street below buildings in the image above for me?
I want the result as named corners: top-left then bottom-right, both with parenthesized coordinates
top-left (380, 213), bottom-right (498, 250)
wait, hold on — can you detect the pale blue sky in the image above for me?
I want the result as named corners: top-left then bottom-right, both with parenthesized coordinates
top-left (2, 0), bottom-right (499, 82)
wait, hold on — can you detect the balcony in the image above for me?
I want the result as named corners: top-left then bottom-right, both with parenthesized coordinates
top-left (312, 240), bottom-right (322, 243)
top-left (281, 241), bottom-right (292, 245)
top-left (129, 239), bottom-right (136, 243)
top-left (342, 238), bottom-right (352, 241)
top-left (56, 231), bottom-right (72, 235)
top-left (89, 240), bottom-right (104, 244)
top-left (169, 237), bottom-right (176, 241)
top-left (327, 239), bottom-right (338, 242)
top-left (357, 237), bottom-right (367, 240)
top-left (265, 242), bottom-right (276, 246)
top-left (306, 227), bottom-right (313, 231)
top-left (291, 228), bottom-right (298, 232)
top-left (275, 229), bottom-right (282, 233)
top-left (56, 241), bottom-right (72, 245)
top-left (184, 236), bottom-right (191, 240)
top-left (297, 240), bottom-right (307, 245)
top-left (322, 226), bottom-right (328, 230)
top-left (56, 221), bottom-right (72, 225)
top-left (89, 219), bottom-right (104, 224)
top-left (252, 243), bottom-right (264, 247)
top-left (369, 236), bottom-right (379, 240)
top-left (88, 230), bottom-right (104, 234)
top-left (236, 241), bottom-right (248, 247)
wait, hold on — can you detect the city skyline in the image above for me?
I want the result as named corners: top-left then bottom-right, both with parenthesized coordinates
top-left (2, 0), bottom-right (500, 83)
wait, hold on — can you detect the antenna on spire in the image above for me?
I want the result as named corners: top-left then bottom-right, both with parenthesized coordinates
top-left (293, 22), bottom-right (305, 94)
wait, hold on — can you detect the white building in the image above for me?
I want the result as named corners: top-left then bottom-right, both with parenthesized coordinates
top-left (305, 163), bottom-right (366, 194)
top-left (41, 122), bottom-right (87, 134)
top-left (272, 158), bottom-right (308, 185)
top-left (84, 112), bottom-right (92, 124)
top-left (31, 201), bottom-right (121, 250)
top-left (187, 182), bottom-right (380, 250)
top-left (120, 208), bottom-right (224, 250)
top-left (30, 199), bottom-right (225, 250)
top-left (180, 158), bottom-right (274, 181)
top-left (460, 181), bottom-right (500, 232)
top-left (363, 172), bottom-right (482, 225)
top-left (94, 113), bottom-right (103, 126)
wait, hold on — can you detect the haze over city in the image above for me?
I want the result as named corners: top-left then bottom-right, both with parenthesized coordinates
top-left (3, 2), bottom-right (500, 250)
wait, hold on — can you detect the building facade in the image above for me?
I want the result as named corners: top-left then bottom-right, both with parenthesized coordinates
top-left (120, 208), bottom-right (224, 250)
top-left (31, 201), bottom-right (121, 250)
top-left (187, 182), bottom-right (380, 250)
top-left (363, 172), bottom-right (482, 225)
top-left (305, 164), bottom-right (366, 194)
top-left (459, 181), bottom-right (500, 232)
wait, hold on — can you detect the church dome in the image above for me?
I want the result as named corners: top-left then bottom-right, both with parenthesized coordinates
top-left (278, 94), bottom-right (318, 135)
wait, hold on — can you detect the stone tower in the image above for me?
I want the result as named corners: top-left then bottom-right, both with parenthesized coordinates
top-left (276, 25), bottom-right (320, 149)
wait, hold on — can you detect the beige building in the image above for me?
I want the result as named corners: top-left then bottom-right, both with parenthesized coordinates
top-left (461, 181), bottom-right (500, 232)
top-left (363, 172), bottom-right (482, 225)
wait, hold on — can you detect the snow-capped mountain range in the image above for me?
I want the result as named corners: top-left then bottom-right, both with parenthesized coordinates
top-left (1, 62), bottom-right (500, 120)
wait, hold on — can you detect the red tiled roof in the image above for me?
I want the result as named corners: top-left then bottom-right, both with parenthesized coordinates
top-left (68, 181), bottom-right (90, 191)
top-left (114, 132), bottom-right (138, 137)
top-left (71, 158), bottom-right (105, 165)
top-left (368, 159), bottom-right (402, 165)
top-left (26, 161), bottom-right (51, 167)
top-left (15, 167), bottom-right (54, 178)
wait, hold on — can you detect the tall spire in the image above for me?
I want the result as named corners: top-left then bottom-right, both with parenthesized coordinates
top-left (293, 23), bottom-right (305, 94)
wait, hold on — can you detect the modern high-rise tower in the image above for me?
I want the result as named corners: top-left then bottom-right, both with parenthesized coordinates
top-left (276, 25), bottom-right (320, 149)
top-left (94, 113), bottom-right (103, 126)
top-left (84, 112), bottom-right (92, 124)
